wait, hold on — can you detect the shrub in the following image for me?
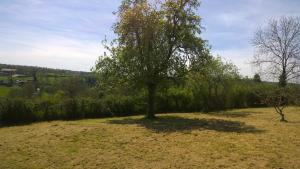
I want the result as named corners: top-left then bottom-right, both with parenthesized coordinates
top-left (80, 99), bottom-right (111, 118)
top-left (156, 87), bottom-right (193, 113)
top-left (0, 99), bottom-right (36, 124)
top-left (35, 100), bottom-right (63, 121)
top-left (63, 99), bottom-right (83, 120)
top-left (0, 97), bottom-right (121, 124)
top-left (103, 95), bottom-right (143, 117)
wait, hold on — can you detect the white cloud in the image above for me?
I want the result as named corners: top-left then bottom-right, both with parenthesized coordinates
top-left (0, 34), bottom-right (104, 71)
top-left (212, 48), bottom-right (256, 77)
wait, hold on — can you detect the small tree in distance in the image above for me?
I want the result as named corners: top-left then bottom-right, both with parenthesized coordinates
top-left (256, 85), bottom-right (289, 122)
top-left (253, 73), bottom-right (261, 83)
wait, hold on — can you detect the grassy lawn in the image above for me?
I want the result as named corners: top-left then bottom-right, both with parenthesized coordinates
top-left (0, 107), bottom-right (299, 169)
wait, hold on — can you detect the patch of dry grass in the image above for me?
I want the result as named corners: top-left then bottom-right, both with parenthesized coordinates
top-left (0, 107), bottom-right (299, 169)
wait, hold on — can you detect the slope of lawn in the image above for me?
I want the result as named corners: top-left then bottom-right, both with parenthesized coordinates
top-left (0, 107), bottom-right (299, 169)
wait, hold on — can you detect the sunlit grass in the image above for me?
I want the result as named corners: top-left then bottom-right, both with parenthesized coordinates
top-left (0, 107), bottom-right (299, 169)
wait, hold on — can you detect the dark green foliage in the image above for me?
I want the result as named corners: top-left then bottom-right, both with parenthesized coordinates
top-left (63, 99), bottom-right (81, 120)
top-left (0, 96), bottom-right (144, 125)
top-left (1, 78), bottom-right (299, 125)
top-left (58, 77), bottom-right (87, 98)
top-left (8, 83), bottom-right (36, 98)
top-left (253, 74), bottom-right (261, 83)
top-left (279, 72), bottom-right (287, 87)
top-left (81, 99), bottom-right (110, 118)
top-left (0, 99), bottom-right (36, 124)
top-left (36, 100), bottom-right (62, 121)
top-left (156, 87), bottom-right (193, 112)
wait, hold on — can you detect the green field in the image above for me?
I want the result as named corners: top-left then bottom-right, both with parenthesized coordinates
top-left (0, 76), bottom-right (8, 81)
top-left (0, 74), bottom-right (69, 97)
top-left (0, 107), bottom-right (299, 169)
top-left (0, 75), bottom-right (33, 81)
top-left (0, 86), bottom-right (11, 97)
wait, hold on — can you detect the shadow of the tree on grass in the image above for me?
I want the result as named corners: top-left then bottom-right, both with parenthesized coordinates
top-left (108, 116), bottom-right (264, 133)
top-left (205, 111), bottom-right (252, 118)
top-left (0, 121), bottom-right (34, 128)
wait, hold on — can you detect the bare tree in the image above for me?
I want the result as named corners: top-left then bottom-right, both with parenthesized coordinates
top-left (255, 85), bottom-right (289, 122)
top-left (252, 16), bottom-right (300, 122)
top-left (252, 16), bottom-right (300, 86)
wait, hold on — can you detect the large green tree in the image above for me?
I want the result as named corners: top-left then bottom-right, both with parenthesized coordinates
top-left (94, 0), bottom-right (206, 118)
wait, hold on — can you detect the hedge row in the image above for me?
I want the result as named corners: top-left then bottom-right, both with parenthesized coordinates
top-left (0, 88), bottom-right (266, 125)
top-left (0, 97), bottom-right (144, 125)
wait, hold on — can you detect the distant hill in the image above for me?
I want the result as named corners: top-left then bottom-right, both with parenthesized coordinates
top-left (0, 63), bottom-right (92, 76)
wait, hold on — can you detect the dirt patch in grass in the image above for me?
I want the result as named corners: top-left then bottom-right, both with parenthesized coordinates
top-left (0, 107), bottom-right (299, 169)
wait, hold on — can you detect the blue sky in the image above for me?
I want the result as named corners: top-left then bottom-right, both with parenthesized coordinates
top-left (0, 0), bottom-right (300, 76)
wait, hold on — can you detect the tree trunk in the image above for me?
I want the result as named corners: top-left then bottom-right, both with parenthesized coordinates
top-left (8, 72), bottom-right (13, 87)
top-left (146, 84), bottom-right (156, 119)
top-left (206, 84), bottom-right (212, 112)
top-left (275, 106), bottom-right (288, 122)
top-left (279, 69), bottom-right (287, 87)
top-left (279, 112), bottom-right (288, 122)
